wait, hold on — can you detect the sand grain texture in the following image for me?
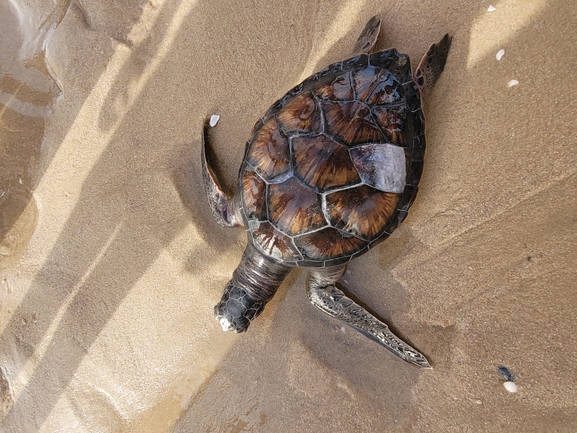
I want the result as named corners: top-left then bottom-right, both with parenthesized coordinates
top-left (0, 0), bottom-right (576, 432)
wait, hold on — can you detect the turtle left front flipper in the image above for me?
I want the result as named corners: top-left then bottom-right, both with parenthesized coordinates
top-left (351, 15), bottom-right (382, 56)
top-left (202, 121), bottom-right (242, 227)
top-left (306, 266), bottom-right (431, 369)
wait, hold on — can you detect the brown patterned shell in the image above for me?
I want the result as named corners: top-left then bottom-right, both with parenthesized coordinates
top-left (239, 49), bottom-right (425, 267)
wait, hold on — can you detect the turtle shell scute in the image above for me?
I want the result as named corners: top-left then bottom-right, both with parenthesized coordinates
top-left (294, 227), bottom-right (365, 262)
top-left (407, 108), bottom-right (425, 142)
top-left (326, 185), bottom-right (400, 241)
top-left (262, 100), bottom-right (283, 122)
top-left (393, 184), bottom-right (419, 230)
top-left (370, 50), bottom-right (412, 84)
top-left (315, 61), bottom-right (344, 81)
top-left (365, 72), bottom-right (405, 106)
top-left (282, 83), bottom-right (305, 103)
top-left (313, 73), bottom-right (354, 101)
top-left (411, 134), bottom-right (425, 160)
top-left (367, 48), bottom-right (397, 69)
top-left (405, 158), bottom-right (424, 187)
top-left (276, 92), bottom-right (321, 133)
top-left (349, 143), bottom-right (406, 193)
top-left (353, 67), bottom-right (405, 106)
top-left (241, 167), bottom-right (267, 221)
top-left (372, 104), bottom-right (409, 146)
top-left (342, 53), bottom-right (368, 71)
top-left (246, 117), bottom-right (291, 180)
top-left (250, 221), bottom-right (303, 262)
top-left (267, 177), bottom-right (327, 236)
top-left (249, 118), bottom-right (265, 140)
top-left (323, 101), bottom-right (385, 146)
top-left (405, 83), bottom-right (422, 111)
top-left (292, 135), bottom-right (361, 192)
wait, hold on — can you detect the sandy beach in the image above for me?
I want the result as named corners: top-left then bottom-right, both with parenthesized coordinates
top-left (1, 0), bottom-right (576, 431)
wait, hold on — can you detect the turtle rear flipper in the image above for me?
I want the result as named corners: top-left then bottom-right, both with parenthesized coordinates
top-left (202, 121), bottom-right (242, 227)
top-left (351, 15), bottom-right (382, 56)
top-left (306, 266), bottom-right (431, 368)
top-left (414, 34), bottom-right (452, 94)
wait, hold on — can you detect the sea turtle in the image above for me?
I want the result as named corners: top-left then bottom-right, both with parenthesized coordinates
top-left (202, 16), bottom-right (451, 368)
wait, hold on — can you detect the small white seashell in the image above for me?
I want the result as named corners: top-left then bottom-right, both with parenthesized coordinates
top-left (209, 114), bottom-right (220, 127)
top-left (487, 5), bottom-right (496, 12)
top-left (340, 327), bottom-right (345, 333)
top-left (496, 49), bottom-right (505, 60)
top-left (508, 79), bottom-right (520, 87)
top-left (504, 381), bottom-right (518, 393)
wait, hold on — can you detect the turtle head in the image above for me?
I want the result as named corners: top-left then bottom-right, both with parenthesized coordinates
top-left (214, 281), bottom-right (266, 333)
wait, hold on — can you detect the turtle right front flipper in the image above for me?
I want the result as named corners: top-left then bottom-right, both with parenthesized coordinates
top-left (202, 121), bottom-right (242, 227)
top-left (414, 33), bottom-right (452, 94)
top-left (306, 266), bottom-right (431, 369)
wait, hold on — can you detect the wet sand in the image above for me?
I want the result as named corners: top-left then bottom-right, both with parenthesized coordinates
top-left (1, 0), bottom-right (576, 432)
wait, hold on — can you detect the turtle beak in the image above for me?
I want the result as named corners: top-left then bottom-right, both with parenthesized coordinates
top-left (215, 314), bottom-right (237, 332)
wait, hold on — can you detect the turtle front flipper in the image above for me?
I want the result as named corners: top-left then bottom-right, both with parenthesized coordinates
top-left (306, 266), bottom-right (431, 368)
top-left (351, 15), bottom-right (382, 56)
top-left (414, 34), bottom-right (452, 95)
top-left (202, 120), bottom-right (242, 227)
